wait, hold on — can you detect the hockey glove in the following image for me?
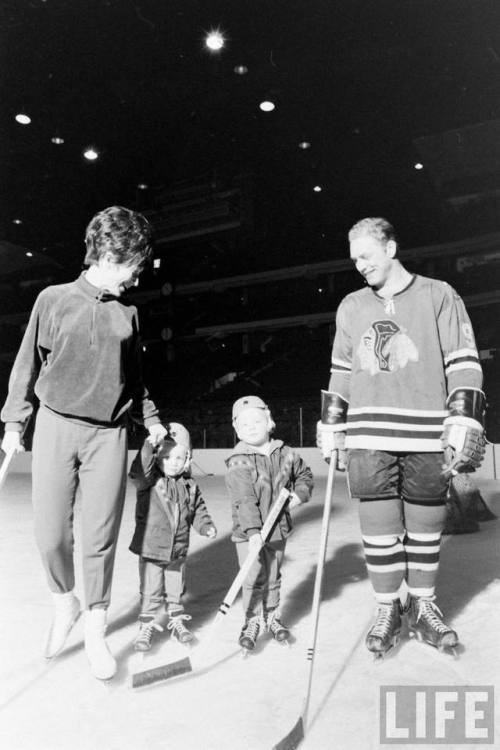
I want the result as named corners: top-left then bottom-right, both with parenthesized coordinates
top-left (441, 389), bottom-right (486, 476)
top-left (317, 390), bottom-right (348, 471)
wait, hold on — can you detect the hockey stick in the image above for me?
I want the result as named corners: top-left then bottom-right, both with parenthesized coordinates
top-left (132, 484), bottom-right (293, 688)
top-left (0, 448), bottom-right (17, 493)
top-left (272, 453), bottom-right (337, 750)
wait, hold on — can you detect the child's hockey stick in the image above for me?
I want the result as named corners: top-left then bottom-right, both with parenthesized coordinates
top-left (132, 482), bottom-right (293, 688)
top-left (0, 447), bottom-right (17, 493)
top-left (272, 453), bottom-right (337, 750)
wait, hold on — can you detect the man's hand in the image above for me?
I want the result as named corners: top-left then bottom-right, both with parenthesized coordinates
top-left (441, 422), bottom-right (486, 476)
top-left (1, 431), bottom-right (24, 455)
top-left (441, 388), bottom-right (486, 476)
top-left (287, 492), bottom-right (302, 510)
top-left (147, 423), bottom-right (168, 446)
top-left (316, 422), bottom-right (347, 470)
top-left (205, 524), bottom-right (217, 539)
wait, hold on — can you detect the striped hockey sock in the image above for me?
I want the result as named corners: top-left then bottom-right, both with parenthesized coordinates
top-left (404, 531), bottom-right (441, 598)
top-left (362, 534), bottom-right (406, 600)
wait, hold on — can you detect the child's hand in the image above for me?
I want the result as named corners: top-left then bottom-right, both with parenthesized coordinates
top-left (205, 525), bottom-right (217, 539)
top-left (248, 533), bottom-right (263, 552)
top-left (288, 492), bottom-right (302, 510)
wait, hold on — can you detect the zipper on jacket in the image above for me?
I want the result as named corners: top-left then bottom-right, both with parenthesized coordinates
top-left (90, 290), bottom-right (106, 345)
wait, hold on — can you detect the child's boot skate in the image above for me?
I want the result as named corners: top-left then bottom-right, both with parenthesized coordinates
top-left (133, 616), bottom-right (164, 652)
top-left (365, 600), bottom-right (402, 660)
top-left (239, 614), bottom-right (261, 654)
top-left (167, 611), bottom-right (194, 644)
top-left (265, 609), bottom-right (290, 644)
top-left (407, 596), bottom-right (459, 655)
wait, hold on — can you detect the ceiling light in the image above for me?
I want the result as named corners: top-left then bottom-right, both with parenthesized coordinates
top-left (205, 31), bottom-right (224, 51)
top-left (15, 113), bottom-right (31, 125)
top-left (414, 162), bottom-right (424, 170)
top-left (153, 258), bottom-right (161, 269)
top-left (83, 147), bottom-right (99, 161)
top-left (313, 185), bottom-right (322, 192)
top-left (26, 252), bottom-right (33, 257)
top-left (298, 141), bottom-right (311, 150)
top-left (51, 136), bottom-right (64, 145)
top-left (137, 183), bottom-right (148, 190)
top-left (259, 100), bottom-right (275, 112)
top-left (12, 219), bottom-right (22, 224)
top-left (234, 65), bottom-right (248, 75)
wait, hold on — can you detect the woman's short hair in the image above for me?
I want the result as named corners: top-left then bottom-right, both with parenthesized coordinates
top-left (84, 206), bottom-right (154, 267)
top-left (348, 217), bottom-right (399, 248)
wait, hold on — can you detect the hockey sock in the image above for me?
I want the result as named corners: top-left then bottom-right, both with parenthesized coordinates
top-left (403, 497), bottom-right (446, 597)
top-left (404, 531), bottom-right (441, 597)
top-left (362, 534), bottom-right (406, 599)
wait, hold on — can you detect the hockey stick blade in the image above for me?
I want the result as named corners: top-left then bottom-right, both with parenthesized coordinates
top-left (132, 656), bottom-right (192, 688)
top-left (273, 455), bottom-right (337, 750)
top-left (272, 717), bottom-right (304, 750)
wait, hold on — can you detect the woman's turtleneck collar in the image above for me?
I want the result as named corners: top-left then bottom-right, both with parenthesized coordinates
top-left (77, 271), bottom-right (117, 301)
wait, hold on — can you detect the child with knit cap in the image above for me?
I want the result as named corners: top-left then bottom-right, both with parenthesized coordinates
top-left (129, 422), bottom-right (217, 650)
top-left (225, 396), bottom-right (313, 651)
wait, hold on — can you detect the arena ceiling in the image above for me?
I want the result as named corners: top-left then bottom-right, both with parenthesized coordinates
top-left (2, 0), bottom-right (500, 280)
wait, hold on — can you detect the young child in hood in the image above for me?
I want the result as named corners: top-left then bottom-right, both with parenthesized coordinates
top-left (225, 396), bottom-right (313, 651)
top-left (129, 422), bottom-right (217, 651)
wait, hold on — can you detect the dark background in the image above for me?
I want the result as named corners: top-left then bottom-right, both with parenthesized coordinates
top-left (1, 0), bottom-right (500, 445)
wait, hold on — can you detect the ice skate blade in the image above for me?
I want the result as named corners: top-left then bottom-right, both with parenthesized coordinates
top-left (438, 643), bottom-right (460, 659)
top-left (275, 638), bottom-right (290, 648)
top-left (410, 629), bottom-right (460, 657)
top-left (369, 634), bottom-right (400, 662)
top-left (240, 647), bottom-right (253, 659)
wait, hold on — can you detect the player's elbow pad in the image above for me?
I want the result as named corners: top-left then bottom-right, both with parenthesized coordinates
top-left (444, 388), bottom-right (485, 430)
top-left (320, 390), bottom-right (348, 431)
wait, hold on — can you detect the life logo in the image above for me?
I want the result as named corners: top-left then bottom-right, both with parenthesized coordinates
top-left (380, 685), bottom-right (494, 744)
top-left (358, 319), bottom-right (419, 375)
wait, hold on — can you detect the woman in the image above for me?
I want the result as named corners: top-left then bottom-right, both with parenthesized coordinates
top-left (1, 206), bottom-right (167, 680)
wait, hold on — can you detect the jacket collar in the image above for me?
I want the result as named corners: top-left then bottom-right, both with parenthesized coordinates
top-left (231, 438), bottom-right (284, 456)
top-left (77, 271), bottom-right (117, 302)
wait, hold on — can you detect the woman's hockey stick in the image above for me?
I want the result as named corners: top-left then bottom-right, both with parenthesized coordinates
top-left (272, 453), bottom-right (337, 750)
top-left (132, 483), bottom-right (293, 688)
top-left (0, 448), bottom-right (17, 493)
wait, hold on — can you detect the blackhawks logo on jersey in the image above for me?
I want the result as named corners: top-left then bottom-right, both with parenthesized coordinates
top-left (357, 319), bottom-right (418, 375)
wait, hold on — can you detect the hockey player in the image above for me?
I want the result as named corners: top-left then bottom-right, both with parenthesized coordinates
top-left (226, 396), bottom-right (313, 652)
top-left (0, 206), bottom-right (167, 680)
top-left (317, 217), bottom-right (485, 658)
top-left (129, 423), bottom-right (217, 651)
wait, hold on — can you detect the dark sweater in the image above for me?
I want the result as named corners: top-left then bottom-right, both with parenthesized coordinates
top-left (1, 273), bottom-right (159, 429)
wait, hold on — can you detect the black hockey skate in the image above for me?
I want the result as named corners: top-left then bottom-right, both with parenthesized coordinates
top-left (407, 596), bottom-right (458, 655)
top-left (265, 611), bottom-right (290, 644)
top-left (239, 615), bottom-right (260, 654)
top-left (365, 600), bottom-right (402, 660)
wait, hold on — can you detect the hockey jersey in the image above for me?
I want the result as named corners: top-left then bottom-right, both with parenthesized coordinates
top-left (328, 275), bottom-right (483, 452)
